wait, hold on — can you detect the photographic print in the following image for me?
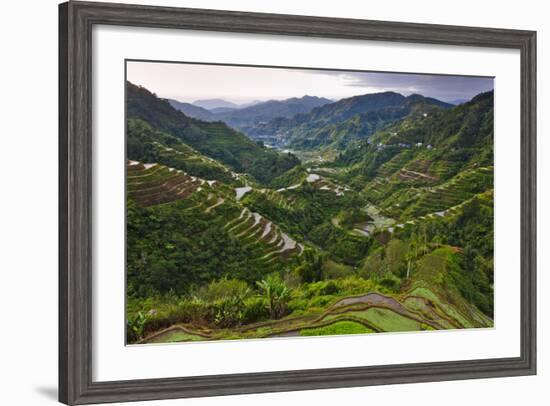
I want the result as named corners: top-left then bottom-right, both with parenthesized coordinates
top-left (125, 61), bottom-right (494, 345)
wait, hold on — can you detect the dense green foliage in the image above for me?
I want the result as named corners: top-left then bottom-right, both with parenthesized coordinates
top-left (395, 193), bottom-right (494, 316)
top-left (335, 91), bottom-right (494, 187)
top-left (127, 199), bottom-right (255, 296)
top-left (127, 118), bottom-right (236, 183)
top-left (127, 81), bottom-right (300, 184)
top-left (126, 84), bottom-right (494, 344)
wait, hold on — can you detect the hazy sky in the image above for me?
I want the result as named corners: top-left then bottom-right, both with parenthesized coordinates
top-left (127, 61), bottom-right (494, 104)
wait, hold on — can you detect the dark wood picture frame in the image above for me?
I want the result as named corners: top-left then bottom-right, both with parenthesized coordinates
top-left (59, 1), bottom-right (537, 404)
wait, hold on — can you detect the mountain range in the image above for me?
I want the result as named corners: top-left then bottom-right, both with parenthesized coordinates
top-left (168, 95), bottom-right (333, 130)
top-left (128, 82), bottom-right (299, 184)
top-left (192, 98), bottom-right (242, 110)
top-left (246, 91), bottom-right (453, 150)
top-left (215, 95), bottom-right (333, 129)
top-left (126, 79), bottom-right (494, 345)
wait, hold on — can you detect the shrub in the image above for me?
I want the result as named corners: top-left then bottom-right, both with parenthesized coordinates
top-left (212, 296), bottom-right (246, 328)
top-left (288, 297), bottom-right (309, 313)
top-left (127, 311), bottom-right (148, 343)
top-left (294, 249), bottom-right (325, 283)
top-left (242, 297), bottom-right (270, 323)
top-left (161, 298), bottom-right (214, 327)
top-left (320, 280), bottom-right (340, 295)
top-left (283, 268), bottom-right (303, 288)
top-left (336, 276), bottom-right (375, 295)
top-left (200, 277), bottom-right (250, 302)
top-left (379, 273), bottom-right (402, 292)
top-left (309, 295), bottom-right (336, 307)
top-left (300, 280), bottom-right (328, 299)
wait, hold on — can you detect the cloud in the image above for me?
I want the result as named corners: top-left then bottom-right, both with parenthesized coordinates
top-left (307, 70), bottom-right (494, 102)
top-left (128, 61), bottom-right (494, 104)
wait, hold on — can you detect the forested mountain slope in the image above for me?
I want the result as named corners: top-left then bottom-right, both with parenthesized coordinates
top-left (168, 95), bottom-right (332, 130)
top-left (216, 95), bottom-right (333, 129)
top-left (335, 90), bottom-right (494, 189)
top-left (246, 91), bottom-right (452, 150)
top-left (127, 81), bottom-right (299, 183)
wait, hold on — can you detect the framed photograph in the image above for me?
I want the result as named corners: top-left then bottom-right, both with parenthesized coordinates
top-left (59, 1), bottom-right (536, 404)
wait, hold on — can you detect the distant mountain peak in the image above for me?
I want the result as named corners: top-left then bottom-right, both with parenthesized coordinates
top-left (192, 98), bottom-right (241, 110)
top-left (244, 90), bottom-right (454, 150)
top-left (213, 95), bottom-right (333, 129)
top-left (300, 95), bottom-right (326, 100)
top-left (167, 99), bottom-right (216, 121)
top-left (470, 90), bottom-right (494, 103)
top-left (404, 93), bottom-right (453, 109)
top-left (405, 93), bottom-right (425, 101)
top-left (342, 91), bottom-right (405, 103)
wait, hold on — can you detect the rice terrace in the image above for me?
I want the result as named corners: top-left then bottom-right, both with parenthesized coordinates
top-left (125, 62), bottom-right (494, 344)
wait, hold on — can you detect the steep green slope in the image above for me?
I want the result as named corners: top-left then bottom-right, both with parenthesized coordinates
top-left (127, 160), bottom-right (307, 298)
top-left (127, 81), bottom-right (299, 184)
top-left (240, 175), bottom-right (375, 267)
top-left (128, 118), bottom-right (240, 184)
top-left (395, 191), bottom-right (494, 317)
top-left (335, 91), bottom-right (493, 189)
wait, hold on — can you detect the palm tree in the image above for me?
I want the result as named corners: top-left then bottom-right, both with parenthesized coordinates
top-left (256, 274), bottom-right (292, 319)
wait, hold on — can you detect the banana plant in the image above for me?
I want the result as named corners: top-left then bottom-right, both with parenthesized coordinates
top-left (256, 274), bottom-right (292, 319)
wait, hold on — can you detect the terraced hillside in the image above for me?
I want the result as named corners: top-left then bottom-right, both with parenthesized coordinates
top-left (317, 91), bottom-right (495, 233)
top-left (363, 165), bottom-right (493, 221)
top-left (127, 81), bottom-right (300, 184)
top-left (127, 161), bottom-right (203, 207)
top-left (336, 91), bottom-right (493, 184)
top-left (127, 160), bottom-right (308, 291)
top-left (128, 153), bottom-right (493, 343)
top-left (126, 83), bottom-right (494, 345)
top-left (128, 118), bottom-right (260, 188)
top-left (139, 256), bottom-right (493, 343)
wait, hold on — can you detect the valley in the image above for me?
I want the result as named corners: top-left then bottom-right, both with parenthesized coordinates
top-left (126, 80), bottom-right (494, 344)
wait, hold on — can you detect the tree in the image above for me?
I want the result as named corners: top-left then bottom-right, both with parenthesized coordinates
top-left (419, 224), bottom-right (429, 256)
top-left (385, 239), bottom-right (407, 276)
top-left (256, 274), bottom-right (293, 319)
top-left (295, 249), bottom-right (325, 283)
top-left (405, 232), bottom-right (419, 279)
